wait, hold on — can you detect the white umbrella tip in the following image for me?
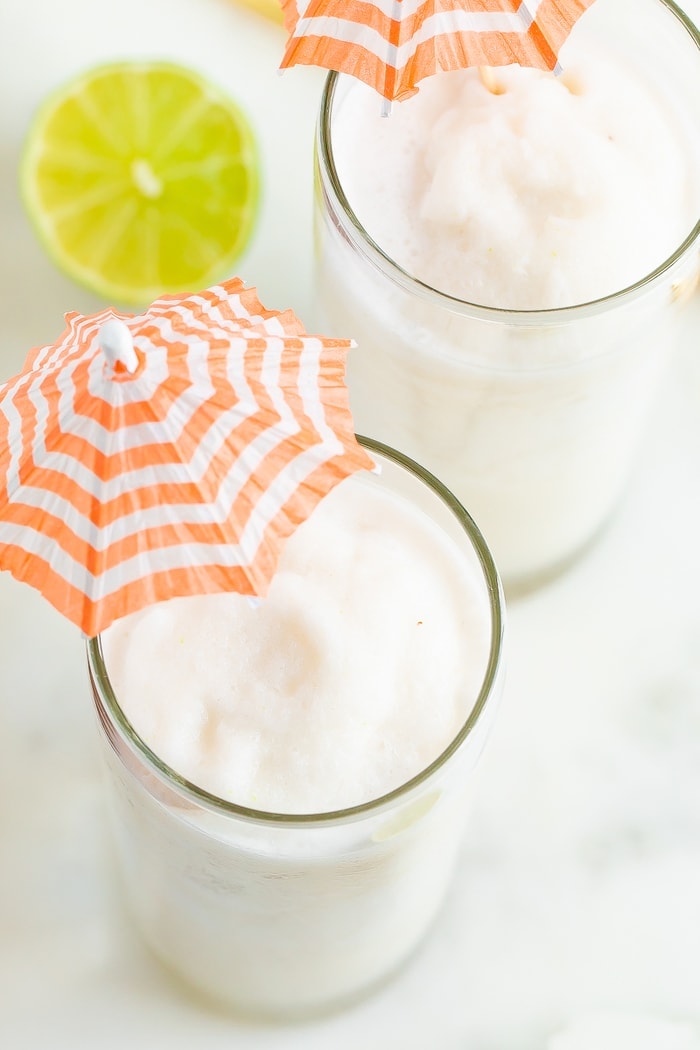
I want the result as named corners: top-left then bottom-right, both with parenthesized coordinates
top-left (99, 319), bottom-right (138, 373)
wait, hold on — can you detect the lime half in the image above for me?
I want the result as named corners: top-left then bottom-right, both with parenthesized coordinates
top-left (20, 61), bottom-right (261, 304)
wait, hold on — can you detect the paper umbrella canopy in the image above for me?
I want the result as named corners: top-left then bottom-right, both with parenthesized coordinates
top-left (0, 277), bottom-right (374, 636)
top-left (279, 0), bottom-right (596, 102)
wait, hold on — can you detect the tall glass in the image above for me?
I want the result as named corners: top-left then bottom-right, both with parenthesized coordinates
top-left (313, 0), bottom-right (700, 589)
top-left (88, 437), bottom-right (505, 1019)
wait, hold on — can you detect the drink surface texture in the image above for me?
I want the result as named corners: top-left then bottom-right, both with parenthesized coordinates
top-left (102, 475), bottom-right (490, 813)
top-left (333, 43), bottom-right (698, 311)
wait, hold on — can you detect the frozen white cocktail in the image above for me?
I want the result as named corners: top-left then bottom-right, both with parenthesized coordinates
top-left (313, 0), bottom-right (700, 585)
top-left (88, 438), bottom-right (505, 1017)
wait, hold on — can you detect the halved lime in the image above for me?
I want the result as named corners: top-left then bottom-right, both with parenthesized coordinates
top-left (20, 61), bottom-right (261, 304)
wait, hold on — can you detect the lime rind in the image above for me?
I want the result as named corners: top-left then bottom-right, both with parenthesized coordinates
top-left (20, 60), bottom-right (261, 305)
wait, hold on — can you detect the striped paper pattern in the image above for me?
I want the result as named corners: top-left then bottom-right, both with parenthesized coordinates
top-left (280, 0), bottom-right (595, 101)
top-left (0, 278), bottom-right (373, 636)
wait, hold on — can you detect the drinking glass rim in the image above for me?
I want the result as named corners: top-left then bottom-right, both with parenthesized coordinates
top-left (316, 0), bottom-right (700, 328)
top-left (87, 435), bottom-right (506, 829)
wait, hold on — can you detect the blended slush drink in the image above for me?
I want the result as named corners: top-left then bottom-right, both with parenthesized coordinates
top-left (314, 0), bottom-right (700, 585)
top-left (89, 440), bottom-right (505, 1017)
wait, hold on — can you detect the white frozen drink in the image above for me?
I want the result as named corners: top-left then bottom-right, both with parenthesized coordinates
top-left (90, 443), bottom-right (504, 1016)
top-left (314, 0), bottom-right (700, 584)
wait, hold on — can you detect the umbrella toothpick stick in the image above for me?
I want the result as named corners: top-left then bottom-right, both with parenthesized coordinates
top-left (478, 66), bottom-right (504, 95)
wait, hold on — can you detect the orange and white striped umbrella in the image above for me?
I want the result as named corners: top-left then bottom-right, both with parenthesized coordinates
top-left (0, 277), bottom-right (373, 637)
top-left (280, 0), bottom-right (596, 103)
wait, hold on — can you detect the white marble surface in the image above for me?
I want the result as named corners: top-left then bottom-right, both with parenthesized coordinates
top-left (1, 1), bottom-right (699, 1046)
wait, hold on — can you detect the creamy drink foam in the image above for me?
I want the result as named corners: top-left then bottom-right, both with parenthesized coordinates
top-left (92, 457), bottom-right (504, 1016)
top-left (102, 476), bottom-right (490, 812)
top-left (335, 54), bottom-right (695, 311)
top-left (314, 0), bottom-right (700, 583)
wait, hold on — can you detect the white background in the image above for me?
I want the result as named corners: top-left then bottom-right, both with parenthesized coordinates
top-left (0, 1), bottom-right (699, 1047)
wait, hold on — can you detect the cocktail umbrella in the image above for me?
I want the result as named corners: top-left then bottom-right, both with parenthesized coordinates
top-left (279, 0), bottom-right (596, 103)
top-left (0, 277), bottom-right (373, 637)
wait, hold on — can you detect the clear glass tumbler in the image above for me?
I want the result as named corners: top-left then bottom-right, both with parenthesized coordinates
top-left (313, 0), bottom-right (700, 589)
top-left (87, 437), bottom-right (505, 1019)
